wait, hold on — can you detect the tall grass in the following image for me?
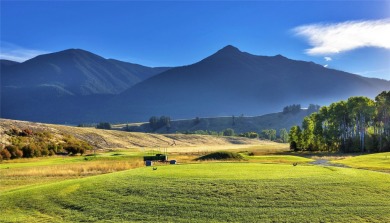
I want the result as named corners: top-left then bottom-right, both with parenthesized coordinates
top-left (2, 161), bottom-right (143, 177)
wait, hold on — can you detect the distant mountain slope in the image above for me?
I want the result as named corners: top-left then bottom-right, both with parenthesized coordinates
top-left (1, 49), bottom-right (170, 95)
top-left (120, 109), bottom-right (311, 135)
top-left (0, 49), bottom-right (171, 123)
top-left (115, 45), bottom-right (389, 121)
top-left (0, 59), bottom-right (20, 67)
top-left (1, 45), bottom-right (388, 124)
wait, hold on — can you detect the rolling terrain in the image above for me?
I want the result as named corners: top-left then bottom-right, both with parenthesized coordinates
top-left (121, 109), bottom-right (311, 134)
top-left (0, 119), bottom-right (269, 151)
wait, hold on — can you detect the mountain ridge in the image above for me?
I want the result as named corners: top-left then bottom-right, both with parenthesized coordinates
top-left (1, 45), bottom-right (389, 124)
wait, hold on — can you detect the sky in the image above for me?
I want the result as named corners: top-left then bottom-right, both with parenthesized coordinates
top-left (1, 1), bottom-right (389, 80)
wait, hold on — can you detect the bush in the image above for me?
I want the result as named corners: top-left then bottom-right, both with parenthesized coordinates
top-left (96, 122), bottom-right (112, 130)
top-left (239, 132), bottom-right (258, 138)
top-left (0, 149), bottom-right (11, 160)
top-left (195, 151), bottom-right (243, 161)
top-left (223, 128), bottom-right (235, 136)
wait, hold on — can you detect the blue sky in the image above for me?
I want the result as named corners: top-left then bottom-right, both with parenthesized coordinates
top-left (1, 1), bottom-right (389, 80)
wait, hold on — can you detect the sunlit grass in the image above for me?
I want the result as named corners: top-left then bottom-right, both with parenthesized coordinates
top-left (1, 163), bottom-right (389, 222)
top-left (245, 155), bottom-right (313, 164)
top-left (332, 152), bottom-right (390, 172)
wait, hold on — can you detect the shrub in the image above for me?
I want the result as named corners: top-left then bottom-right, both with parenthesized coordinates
top-left (223, 128), bottom-right (235, 136)
top-left (0, 149), bottom-right (11, 160)
top-left (239, 132), bottom-right (258, 138)
top-left (96, 122), bottom-right (112, 130)
top-left (195, 151), bottom-right (243, 161)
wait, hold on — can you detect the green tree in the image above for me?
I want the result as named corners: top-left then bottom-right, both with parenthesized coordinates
top-left (288, 126), bottom-right (302, 151)
top-left (96, 122), bottom-right (111, 130)
top-left (279, 128), bottom-right (289, 143)
top-left (223, 128), bottom-right (235, 136)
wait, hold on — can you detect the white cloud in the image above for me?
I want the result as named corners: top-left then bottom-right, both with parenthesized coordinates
top-left (324, 64), bottom-right (329, 68)
top-left (293, 19), bottom-right (390, 55)
top-left (0, 42), bottom-right (49, 62)
top-left (324, 56), bottom-right (332, 61)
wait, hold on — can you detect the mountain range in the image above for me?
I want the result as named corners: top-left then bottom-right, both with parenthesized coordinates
top-left (1, 45), bottom-right (389, 124)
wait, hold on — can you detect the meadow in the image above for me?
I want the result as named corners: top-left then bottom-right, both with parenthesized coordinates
top-left (332, 152), bottom-right (390, 173)
top-left (1, 162), bottom-right (390, 222)
top-left (1, 144), bottom-right (390, 222)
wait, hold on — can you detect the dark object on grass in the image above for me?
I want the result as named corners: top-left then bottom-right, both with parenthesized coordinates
top-left (293, 162), bottom-right (298, 166)
top-left (170, 160), bottom-right (177, 164)
top-left (195, 151), bottom-right (243, 161)
top-left (153, 167), bottom-right (157, 170)
top-left (143, 154), bottom-right (168, 162)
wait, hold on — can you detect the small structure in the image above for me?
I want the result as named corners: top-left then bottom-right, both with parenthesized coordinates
top-left (170, 160), bottom-right (177, 165)
top-left (143, 154), bottom-right (168, 162)
top-left (145, 160), bottom-right (153, 166)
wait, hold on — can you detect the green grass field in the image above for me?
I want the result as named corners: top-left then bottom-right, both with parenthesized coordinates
top-left (1, 162), bottom-right (390, 222)
top-left (245, 155), bottom-right (313, 164)
top-left (0, 151), bottom-right (144, 192)
top-left (332, 152), bottom-right (390, 172)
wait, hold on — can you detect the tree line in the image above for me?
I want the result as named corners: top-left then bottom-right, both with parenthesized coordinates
top-left (289, 91), bottom-right (390, 153)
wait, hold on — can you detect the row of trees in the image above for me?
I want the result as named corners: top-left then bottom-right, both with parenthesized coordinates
top-left (149, 116), bottom-right (171, 131)
top-left (179, 128), bottom-right (289, 142)
top-left (283, 104), bottom-right (301, 114)
top-left (289, 91), bottom-right (390, 153)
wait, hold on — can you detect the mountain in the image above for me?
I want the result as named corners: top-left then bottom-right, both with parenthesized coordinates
top-left (113, 45), bottom-right (389, 121)
top-left (0, 49), bottom-right (171, 123)
top-left (1, 49), bottom-right (170, 95)
top-left (1, 45), bottom-right (388, 124)
top-left (0, 59), bottom-right (20, 68)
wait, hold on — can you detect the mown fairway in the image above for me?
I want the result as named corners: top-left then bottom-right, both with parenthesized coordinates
top-left (1, 162), bottom-right (390, 222)
top-left (333, 152), bottom-right (390, 173)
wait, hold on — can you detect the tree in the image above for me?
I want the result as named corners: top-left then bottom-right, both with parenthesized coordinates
top-left (288, 126), bottom-right (302, 151)
top-left (149, 116), bottom-right (171, 131)
top-left (261, 129), bottom-right (276, 141)
top-left (289, 93), bottom-right (388, 153)
top-left (307, 104), bottom-right (321, 114)
top-left (283, 104), bottom-right (301, 114)
top-left (96, 122), bottom-right (111, 130)
top-left (223, 128), bottom-right (235, 136)
top-left (279, 128), bottom-right (289, 143)
top-left (149, 116), bottom-right (159, 130)
top-left (239, 132), bottom-right (259, 138)
top-left (0, 149), bottom-right (11, 160)
top-left (301, 116), bottom-right (315, 150)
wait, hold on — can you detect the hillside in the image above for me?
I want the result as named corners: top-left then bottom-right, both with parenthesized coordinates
top-left (1, 45), bottom-right (388, 124)
top-left (0, 119), bottom-right (267, 151)
top-left (114, 45), bottom-right (389, 122)
top-left (121, 109), bottom-right (310, 134)
top-left (1, 49), bottom-right (170, 95)
top-left (0, 49), bottom-right (171, 123)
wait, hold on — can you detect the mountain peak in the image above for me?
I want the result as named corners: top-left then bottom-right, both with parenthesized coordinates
top-left (218, 45), bottom-right (241, 54)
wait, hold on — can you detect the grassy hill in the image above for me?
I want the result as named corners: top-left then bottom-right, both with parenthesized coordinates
top-left (119, 109), bottom-right (310, 134)
top-left (0, 118), bottom-right (270, 151)
top-left (1, 162), bottom-right (390, 222)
